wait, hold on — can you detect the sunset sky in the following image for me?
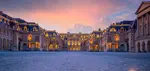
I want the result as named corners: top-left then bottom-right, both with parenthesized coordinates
top-left (0, 0), bottom-right (148, 33)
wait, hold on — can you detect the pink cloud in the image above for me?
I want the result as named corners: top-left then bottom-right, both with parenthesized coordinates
top-left (4, 0), bottom-right (131, 33)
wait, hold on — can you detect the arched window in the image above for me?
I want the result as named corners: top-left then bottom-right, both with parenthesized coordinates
top-left (17, 26), bottom-right (21, 31)
top-left (24, 26), bottom-right (28, 31)
top-left (110, 28), bottom-right (116, 32)
top-left (114, 34), bottom-right (120, 41)
top-left (53, 33), bottom-right (56, 36)
top-left (33, 27), bottom-right (38, 32)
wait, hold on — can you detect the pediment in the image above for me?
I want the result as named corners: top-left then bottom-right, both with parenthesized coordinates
top-left (136, 2), bottom-right (150, 14)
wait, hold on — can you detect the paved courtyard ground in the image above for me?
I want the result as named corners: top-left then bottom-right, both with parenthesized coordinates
top-left (0, 52), bottom-right (150, 71)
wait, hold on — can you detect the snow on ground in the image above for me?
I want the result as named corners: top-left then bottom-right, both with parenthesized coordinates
top-left (0, 52), bottom-right (150, 71)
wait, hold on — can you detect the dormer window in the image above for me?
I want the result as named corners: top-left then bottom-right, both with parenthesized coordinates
top-left (24, 26), bottom-right (28, 31)
top-left (110, 28), bottom-right (116, 32)
top-left (33, 27), bottom-right (38, 32)
top-left (17, 26), bottom-right (21, 31)
top-left (53, 33), bottom-right (56, 36)
top-left (120, 27), bottom-right (124, 32)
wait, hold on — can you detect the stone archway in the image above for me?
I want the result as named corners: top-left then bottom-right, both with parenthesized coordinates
top-left (137, 42), bottom-right (140, 52)
top-left (23, 43), bottom-right (28, 51)
top-left (119, 44), bottom-right (125, 52)
top-left (3, 39), bottom-right (6, 50)
top-left (147, 41), bottom-right (150, 52)
top-left (142, 42), bottom-right (146, 52)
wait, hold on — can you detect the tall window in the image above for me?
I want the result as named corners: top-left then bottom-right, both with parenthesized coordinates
top-left (35, 36), bottom-right (39, 41)
top-left (114, 34), bottom-right (120, 41)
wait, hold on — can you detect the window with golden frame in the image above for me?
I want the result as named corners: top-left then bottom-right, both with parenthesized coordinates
top-left (33, 27), bottom-right (38, 32)
top-left (24, 26), bottom-right (28, 31)
top-left (110, 28), bottom-right (116, 32)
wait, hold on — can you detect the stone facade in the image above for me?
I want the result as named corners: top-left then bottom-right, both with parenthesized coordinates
top-left (0, 1), bottom-right (150, 52)
top-left (102, 21), bottom-right (133, 52)
top-left (59, 33), bottom-right (90, 51)
top-left (135, 1), bottom-right (150, 52)
top-left (88, 29), bottom-right (103, 52)
top-left (0, 11), bottom-right (47, 51)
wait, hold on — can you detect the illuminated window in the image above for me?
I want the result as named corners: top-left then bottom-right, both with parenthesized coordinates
top-left (33, 27), bottom-right (38, 32)
top-left (84, 36), bottom-right (86, 38)
top-left (96, 35), bottom-right (100, 38)
top-left (76, 48), bottom-right (78, 51)
top-left (78, 42), bottom-right (80, 45)
top-left (55, 45), bottom-right (58, 49)
top-left (68, 42), bottom-right (70, 45)
top-left (36, 42), bottom-right (40, 48)
top-left (73, 48), bottom-right (76, 51)
top-left (49, 44), bottom-right (53, 49)
top-left (24, 26), bottom-right (28, 31)
top-left (28, 42), bottom-right (31, 48)
top-left (73, 35), bottom-right (76, 37)
top-left (115, 43), bottom-right (118, 49)
top-left (45, 33), bottom-right (49, 37)
top-left (114, 34), bottom-right (120, 41)
top-left (72, 41), bottom-right (74, 45)
top-left (110, 28), bottom-right (116, 32)
top-left (108, 43), bottom-right (112, 49)
top-left (28, 34), bottom-right (32, 41)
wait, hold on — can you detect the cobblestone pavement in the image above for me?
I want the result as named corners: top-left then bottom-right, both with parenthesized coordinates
top-left (0, 52), bottom-right (150, 71)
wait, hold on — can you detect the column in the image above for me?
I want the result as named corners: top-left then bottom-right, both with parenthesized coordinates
top-left (135, 42), bottom-right (139, 53)
top-left (146, 13), bottom-right (148, 35)
top-left (140, 44), bottom-right (143, 52)
top-left (137, 18), bottom-right (140, 37)
top-left (142, 16), bottom-right (144, 36)
top-left (2, 39), bottom-right (3, 50)
top-left (145, 42), bottom-right (148, 52)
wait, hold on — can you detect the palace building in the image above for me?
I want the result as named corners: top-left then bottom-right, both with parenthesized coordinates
top-left (46, 30), bottom-right (63, 51)
top-left (0, 1), bottom-right (150, 53)
top-left (59, 33), bottom-right (90, 51)
top-left (102, 21), bottom-right (133, 52)
top-left (88, 29), bottom-right (103, 52)
top-left (135, 1), bottom-right (150, 52)
top-left (0, 11), bottom-right (46, 51)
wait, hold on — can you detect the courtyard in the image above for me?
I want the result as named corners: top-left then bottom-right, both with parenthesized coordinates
top-left (0, 52), bottom-right (150, 71)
